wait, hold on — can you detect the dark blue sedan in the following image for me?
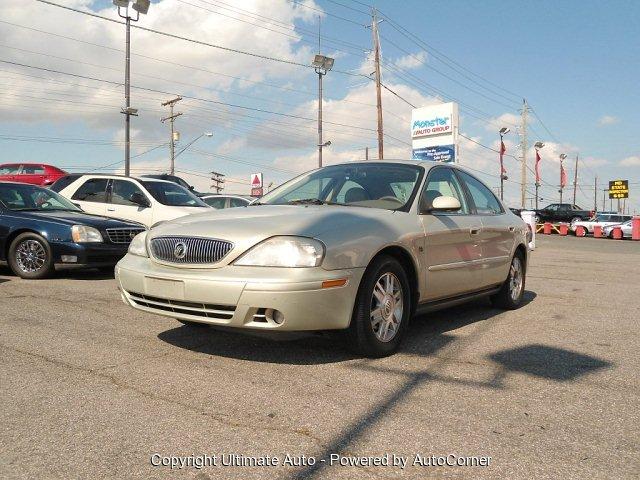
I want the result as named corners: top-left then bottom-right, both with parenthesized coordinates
top-left (0, 182), bottom-right (145, 279)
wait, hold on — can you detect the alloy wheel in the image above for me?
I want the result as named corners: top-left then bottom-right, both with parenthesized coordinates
top-left (15, 239), bottom-right (47, 273)
top-left (370, 272), bottom-right (403, 343)
top-left (509, 256), bottom-right (524, 302)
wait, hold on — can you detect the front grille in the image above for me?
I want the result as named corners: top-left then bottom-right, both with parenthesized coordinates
top-left (106, 227), bottom-right (145, 244)
top-left (149, 236), bottom-right (233, 264)
top-left (126, 291), bottom-right (236, 320)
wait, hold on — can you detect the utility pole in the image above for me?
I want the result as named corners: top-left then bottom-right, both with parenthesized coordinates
top-left (365, 147), bottom-right (369, 160)
top-left (602, 188), bottom-right (606, 212)
top-left (520, 99), bottom-right (529, 208)
top-left (572, 154), bottom-right (579, 205)
top-left (210, 171), bottom-right (225, 193)
top-left (161, 96), bottom-right (182, 175)
top-left (371, 8), bottom-right (384, 159)
top-left (594, 176), bottom-right (598, 212)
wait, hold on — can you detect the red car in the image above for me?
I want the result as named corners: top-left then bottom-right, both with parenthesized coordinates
top-left (0, 163), bottom-right (67, 186)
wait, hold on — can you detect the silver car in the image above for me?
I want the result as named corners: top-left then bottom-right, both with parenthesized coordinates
top-left (116, 161), bottom-right (529, 357)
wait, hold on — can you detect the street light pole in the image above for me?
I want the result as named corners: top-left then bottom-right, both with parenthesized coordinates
top-left (534, 141), bottom-right (544, 210)
top-left (115, 0), bottom-right (150, 177)
top-left (499, 127), bottom-right (509, 201)
top-left (312, 54), bottom-right (334, 168)
top-left (174, 132), bottom-right (213, 159)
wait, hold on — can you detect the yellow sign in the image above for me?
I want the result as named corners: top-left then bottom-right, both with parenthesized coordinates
top-left (608, 180), bottom-right (629, 199)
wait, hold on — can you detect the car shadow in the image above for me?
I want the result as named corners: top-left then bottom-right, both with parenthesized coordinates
top-left (0, 265), bottom-right (115, 282)
top-left (157, 291), bottom-right (537, 365)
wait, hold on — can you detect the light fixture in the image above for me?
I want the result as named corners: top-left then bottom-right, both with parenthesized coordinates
top-left (559, 153), bottom-right (567, 160)
top-left (113, 0), bottom-right (129, 7)
top-left (204, 132), bottom-right (213, 137)
top-left (312, 54), bottom-right (334, 71)
top-left (318, 140), bottom-right (331, 147)
top-left (499, 127), bottom-right (510, 135)
top-left (121, 107), bottom-right (138, 115)
top-left (132, 0), bottom-right (150, 14)
top-left (534, 141), bottom-right (545, 149)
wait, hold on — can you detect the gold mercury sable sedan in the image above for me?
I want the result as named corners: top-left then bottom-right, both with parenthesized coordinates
top-left (116, 160), bottom-right (529, 357)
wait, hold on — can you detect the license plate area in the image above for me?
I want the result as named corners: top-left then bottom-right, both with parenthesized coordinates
top-left (144, 277), bottom-right (185, 300)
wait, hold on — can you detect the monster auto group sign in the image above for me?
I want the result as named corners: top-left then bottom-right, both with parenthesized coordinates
top-left (411, 102), bottom-right (459, 163)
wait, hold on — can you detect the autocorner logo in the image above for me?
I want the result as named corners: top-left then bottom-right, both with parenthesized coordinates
top-left (412, 116), bottom-right (451, 137)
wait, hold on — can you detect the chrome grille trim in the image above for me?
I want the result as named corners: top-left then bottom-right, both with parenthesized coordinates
top-left (106, 227), bottom-right (145, 244)
top-left (126, 291), bottom-right (235, 320)
top-left (149, 236), bottom-right (233, 264)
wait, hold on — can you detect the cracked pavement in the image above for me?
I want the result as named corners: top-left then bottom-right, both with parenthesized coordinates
top-left (0, 235), bottom-right (638, 479)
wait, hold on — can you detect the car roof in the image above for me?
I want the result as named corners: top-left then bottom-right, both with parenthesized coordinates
top-left (69, 174), bottom-right (175, 184)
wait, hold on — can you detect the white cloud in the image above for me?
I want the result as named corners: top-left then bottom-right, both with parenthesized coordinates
top-left (481, 112), bottom-right (520, 132)
top-left (394, 51), bottom-right (427, 70)
top-left (598, 115), bottom-right (619, 126)
top-left (620, 156), bottom-right (640, 167)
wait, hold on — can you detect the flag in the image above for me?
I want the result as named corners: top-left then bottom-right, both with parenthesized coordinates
top-left (535, 150), bottom-right (541, 183)
top-left (499, 140), bottom-right (506, 175)
top-left (560, 162), bottom-right (567, 188)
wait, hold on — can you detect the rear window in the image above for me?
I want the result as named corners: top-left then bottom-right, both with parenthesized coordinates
top-left (0, 165), bottom-right (20, 175)
top-left (50, 175), bottom-right (81, 192)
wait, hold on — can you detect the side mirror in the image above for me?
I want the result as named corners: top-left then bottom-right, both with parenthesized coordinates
top-left (430, 195), bottom-right (461, 212)
top-left (189, 185), bottom-right (195, 191)
top-left (130, 192), bottom-right (150, 208)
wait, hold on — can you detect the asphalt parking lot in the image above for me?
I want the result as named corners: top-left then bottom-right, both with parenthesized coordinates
top-left (1, 235), bottom-right (638, 479)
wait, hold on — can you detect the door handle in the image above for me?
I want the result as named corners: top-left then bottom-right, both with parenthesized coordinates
top-left (508, 226), bottom-right (515, 232)
top-left (107, 208), bottom-right (116, 212)
top-left (470, 227), bottom-right (481, 235)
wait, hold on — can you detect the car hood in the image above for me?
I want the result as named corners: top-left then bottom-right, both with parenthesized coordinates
top-left (17, 210), bottom-right (143, 229)
top-left (148, 204), bottom-right (410, 269)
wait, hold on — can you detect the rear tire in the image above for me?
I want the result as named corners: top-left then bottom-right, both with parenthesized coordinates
top-left (490, 251), bottom-right (526, 310)
top-left (8, 233), bottom-right (54, 279)
top-left (348, 255), bottom-right (411, 357)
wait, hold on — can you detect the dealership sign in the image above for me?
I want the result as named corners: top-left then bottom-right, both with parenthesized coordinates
top-left (609, 179), bottom-right (629, 199)
top-left (411, 102), bottom-right (459, 163)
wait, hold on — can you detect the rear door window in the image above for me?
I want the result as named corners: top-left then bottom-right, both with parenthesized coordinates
top-left (72, 178), bottom-right (109, 203)
top-left (456, 170), bottom-right (503, 215)
top-left (229, 197), bottom-right (249, 207)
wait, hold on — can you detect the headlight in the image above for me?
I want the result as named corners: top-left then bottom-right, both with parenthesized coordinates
top-left (128, 231), bottom-right (148, 257)
top-left (234, 236), bottom-right (324, 267)
top-left (71, 225), bottom-right (103, 243)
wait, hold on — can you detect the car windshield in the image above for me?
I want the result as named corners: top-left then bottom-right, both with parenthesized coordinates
top-left (140, 181), bottom-right (207, 207)
top-left (257, 163), bottom-right (424, 211)
top-left (0, 183), bottom-right (81, 212)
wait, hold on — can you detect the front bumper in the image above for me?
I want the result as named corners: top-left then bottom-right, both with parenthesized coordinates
top-left (52, 242), bottom-right (129, 269)
top-left (115, 254), bottom-right (365, 331)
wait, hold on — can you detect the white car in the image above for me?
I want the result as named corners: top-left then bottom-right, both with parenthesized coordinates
top-left (603, 220), bottom-right (633, 238)
top-left (201, 194), bottom-right (253, 209)
top-left (571, 213), bottom-right (632, 234)
top-left (58, 175), bottom-right (210, 227)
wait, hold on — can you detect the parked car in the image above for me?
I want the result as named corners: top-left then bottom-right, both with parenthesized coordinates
top-left (115, 161), bottom-right (529, 357)
top-left (57, 175), bottom-right (211, 228)
top-left (533, 203), bottom-right (593, 224)
top-left (603, 220), bottom-right (634, 238)
top-left (201, 194), bottom-right (253, 209)
top-left (571, 213), bottom-right (633, 234)
top-left (0, 182), bottom-right (145, 279)
top-left (0, 163), bottom-right (66, 186)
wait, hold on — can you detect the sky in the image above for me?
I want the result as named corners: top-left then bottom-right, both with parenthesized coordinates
top-left (0, 0), bottom-right (638, 212)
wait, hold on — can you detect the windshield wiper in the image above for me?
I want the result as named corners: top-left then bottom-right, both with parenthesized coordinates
top-left (287, 198), bottom-right (339, 206)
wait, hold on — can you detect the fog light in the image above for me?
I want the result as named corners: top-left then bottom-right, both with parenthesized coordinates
top-left (61, 255), bottom-right (77, 263)
top-left (265, 308), bottom-right (285, 325)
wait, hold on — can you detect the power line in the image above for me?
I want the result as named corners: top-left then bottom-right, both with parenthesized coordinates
top-left (34, 0), bottom-right (365, 78)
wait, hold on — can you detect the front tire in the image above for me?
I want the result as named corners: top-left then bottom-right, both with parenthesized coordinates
top-left (490, 251), bottom-right (526, 310)
top-left (8, 232), bottom-right (54, 279)
top-left (348, 255), bottom-right (411, 357)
